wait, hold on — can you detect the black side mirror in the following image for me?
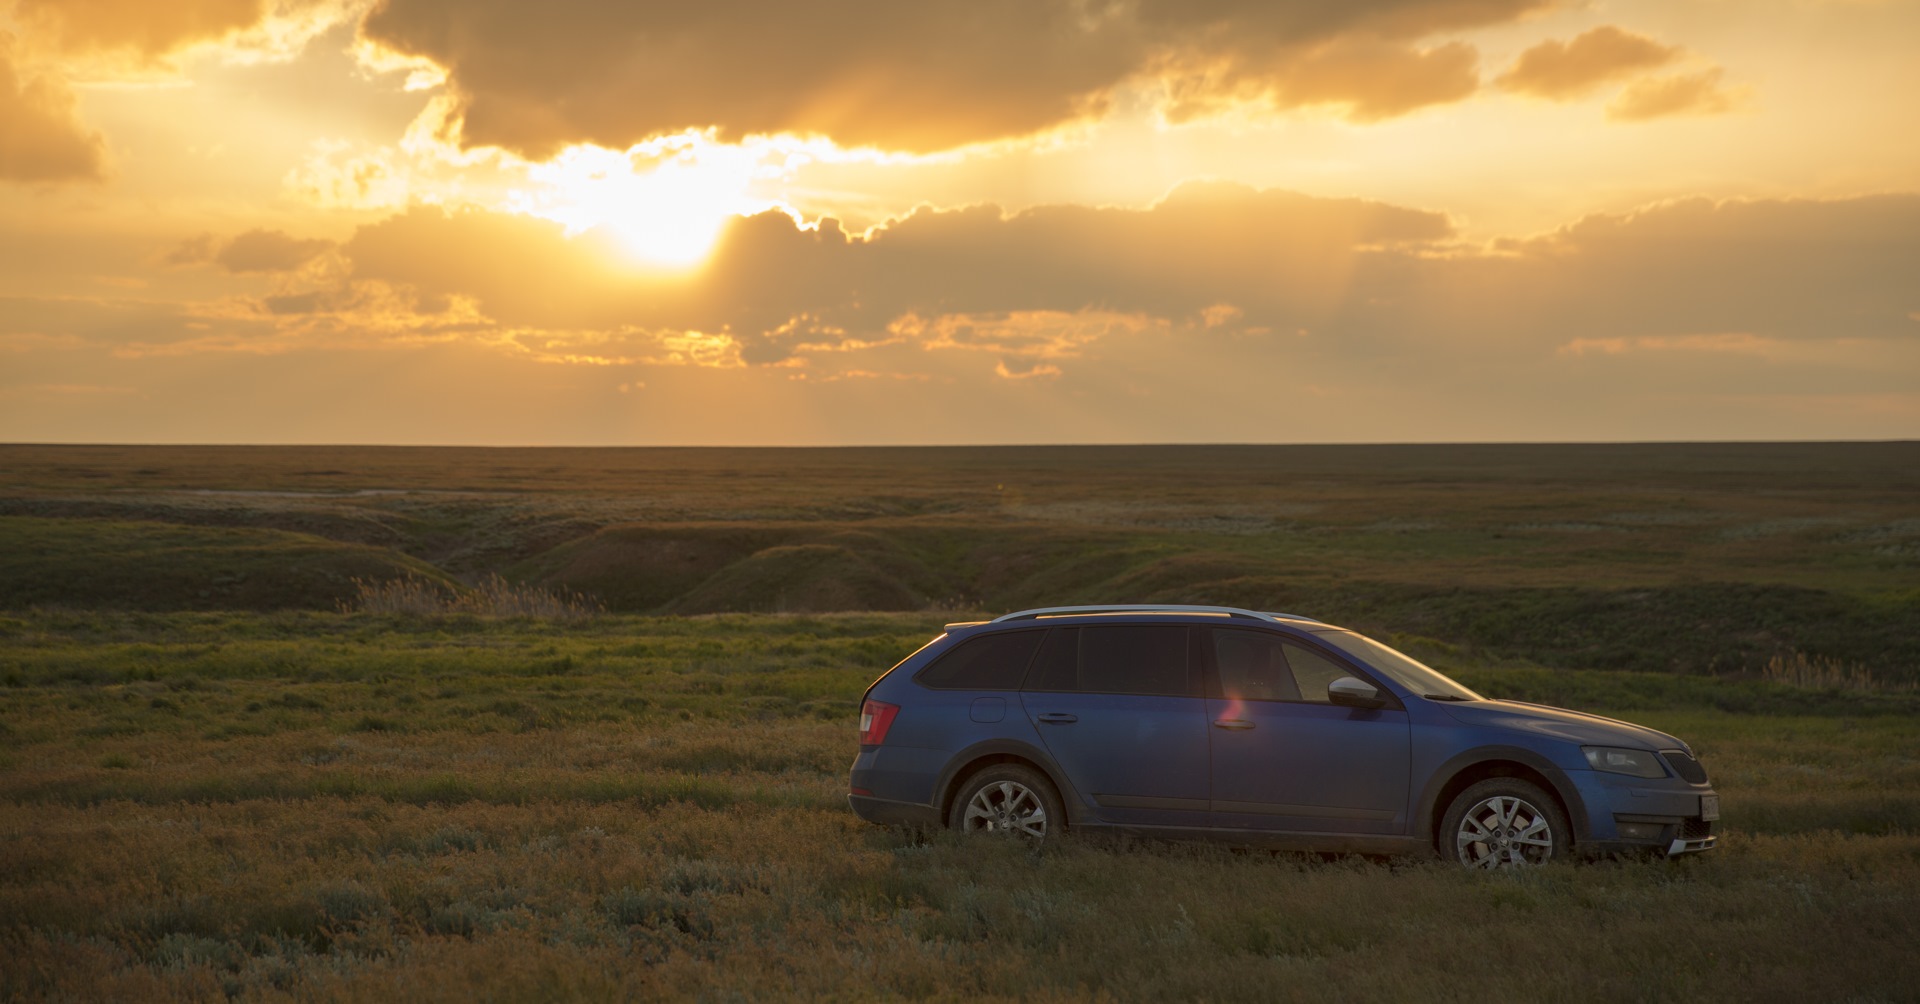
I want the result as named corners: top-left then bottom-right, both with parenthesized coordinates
top-left (1328, 676), bottom-right (1385, 710)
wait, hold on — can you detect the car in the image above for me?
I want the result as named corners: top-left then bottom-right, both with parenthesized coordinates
top-left (847, 605), bottom-right (1719, 868)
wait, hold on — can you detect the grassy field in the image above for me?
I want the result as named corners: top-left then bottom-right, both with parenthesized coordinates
top-left (3, 442), bottom-right (1917, 679)
top-left (1, 443), bottom-right (1916, 1000)
top-left (1, 611), bottom-right (1916, 1001)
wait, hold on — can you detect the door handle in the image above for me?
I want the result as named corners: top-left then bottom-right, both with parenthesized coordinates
top-left (1036, 713), bottom-right (1079, 724)
top-left (1212, 719), bottom-right (1255, 730)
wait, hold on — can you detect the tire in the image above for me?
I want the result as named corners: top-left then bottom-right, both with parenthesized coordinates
top-left (948, 764), bottom-right (1064, 842)
top-left (1440, 778), bottom-right (1570, 869)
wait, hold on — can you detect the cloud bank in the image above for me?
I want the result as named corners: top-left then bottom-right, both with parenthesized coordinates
top-left (196, 186), bottom-right (1914, 386)
top-left (358, 0), bottom-right (1554, 155)
top-left (5, 186), bottom-right (1913, 443)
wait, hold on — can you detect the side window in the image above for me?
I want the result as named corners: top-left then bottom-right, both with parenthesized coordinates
top-left (1213, 629), bottom-right (1300, 701)
top-left (1210, 629), bottom-right (1358, 705)
top-left (1078, 625), bottom-right (1192, 697)
top-left (1283, 644), bottom-right (1351, 704)
top-left (915, 631), bottom-right (1044, 691)
top-left (1024, 628), bottom-right (1080, 692)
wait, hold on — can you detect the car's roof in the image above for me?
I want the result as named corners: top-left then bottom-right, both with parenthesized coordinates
top-left (946, 604), bottom-right (1338, 634)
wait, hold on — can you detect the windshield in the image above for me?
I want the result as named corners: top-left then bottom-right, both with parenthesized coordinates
top-left (1311, 630), bottom-right (1482, 702)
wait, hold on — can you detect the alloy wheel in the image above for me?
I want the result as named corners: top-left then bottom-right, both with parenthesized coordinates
top-left (1455, 794), bottom-right (1555, 868)
top-left (961, 779), bottom-right (1048, 838)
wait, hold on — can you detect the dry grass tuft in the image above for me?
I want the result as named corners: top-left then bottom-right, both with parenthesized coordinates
top-left (346, 574), bottom-right (604, 620)
top-left (1760, 650), bottom-right (1915, 693)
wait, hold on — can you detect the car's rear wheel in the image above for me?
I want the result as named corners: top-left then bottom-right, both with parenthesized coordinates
top-left (949, 764), bottom-right (1062, 842)
top-left (1441, 778), bottom-right (1569, 869)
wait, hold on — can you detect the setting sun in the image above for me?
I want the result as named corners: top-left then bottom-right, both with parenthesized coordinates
top-left (514, 139), bottom-right (768, 269)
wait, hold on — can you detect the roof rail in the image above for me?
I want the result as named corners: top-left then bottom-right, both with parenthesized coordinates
top-left (989, 604), bottom-right (1320, 624)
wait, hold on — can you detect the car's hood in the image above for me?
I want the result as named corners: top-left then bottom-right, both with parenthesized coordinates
top-left (1439, 699), bottom-right (1683, 750)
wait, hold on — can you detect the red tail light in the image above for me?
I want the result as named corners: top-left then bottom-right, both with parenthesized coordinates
top-left (858, 699), bottom-right (900, 746)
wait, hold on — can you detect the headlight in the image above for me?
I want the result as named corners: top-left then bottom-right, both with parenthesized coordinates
top-left (1582, 746), bottom-right (1667, 779)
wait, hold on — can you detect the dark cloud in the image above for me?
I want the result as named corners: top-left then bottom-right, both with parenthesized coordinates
top-left (324, 187), bottom-right (1918, 373)
top-left (215, 228), bottom-right (334, 272)
top-left (337, 182), bottom-right (1454, 363)
top-left (1270, 38), bottom-right (1480, 121)
top-left (0, 293), bottom-right (269, 346)
top-left (1607, 68), bottom-right (1740, 121)
top-left (1496, 26), bottom-right (1678, 99)
top-left (164, 229), bottom-right (334, 272)
top-left (1478, 195), bottom-right (1920, 342)
top-left (358, 0), bottom-right (1548, 156)
top-left (0, 36), bottom-right (106, 183)
top-left (1161, 37), bottom-right (1480, 122)
top-left (163, 233), bottom-right (218, 266)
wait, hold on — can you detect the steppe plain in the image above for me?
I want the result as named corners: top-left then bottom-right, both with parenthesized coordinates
top-left (1, 442), bottom-right (1916, 1000)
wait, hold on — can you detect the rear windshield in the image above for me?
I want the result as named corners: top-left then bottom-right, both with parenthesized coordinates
top-left (1310, 630), bottom-right (1481, 702)
top-left (914, 630), bottom-right (1045, 691)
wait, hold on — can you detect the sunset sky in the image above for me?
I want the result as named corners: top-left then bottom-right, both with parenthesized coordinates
top-left (2, 0), bottom-right (1916, 445)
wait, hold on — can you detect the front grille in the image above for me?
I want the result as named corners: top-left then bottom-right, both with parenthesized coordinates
top-left (1681, 817), bottom-right (1714, 840)
top-left (1661, 749), bottom-right (1709, 784)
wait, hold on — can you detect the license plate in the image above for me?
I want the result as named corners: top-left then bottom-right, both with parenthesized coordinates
top-left (1700, 794), bottom-right (1720, 822)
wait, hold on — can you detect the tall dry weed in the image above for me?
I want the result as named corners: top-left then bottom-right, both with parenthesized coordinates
top-left (345, 574), bottom-right (604, 620)
top-left (1760, 651), bottom-right (1914, 693)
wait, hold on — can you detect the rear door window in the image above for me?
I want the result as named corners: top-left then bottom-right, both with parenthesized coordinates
top-left (1024, 625), bottom-right (1192, 696)
top-left (914, 630), bottom-right (1045, 691)
top-left (1024, 627), bottom-right (1081, 692)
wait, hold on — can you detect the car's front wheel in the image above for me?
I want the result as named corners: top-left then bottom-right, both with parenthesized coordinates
top-left (1440, 778), bottom-right (1569, 869)
top-left (949, 764), bottom-right (1063, 842)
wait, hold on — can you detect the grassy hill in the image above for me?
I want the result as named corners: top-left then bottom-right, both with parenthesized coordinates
top-left (1, 442), bottom-right (1915, 679)
top-left (0, 517), bottom-right (451, 612)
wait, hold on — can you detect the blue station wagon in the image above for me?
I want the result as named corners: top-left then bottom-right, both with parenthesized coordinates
top-left (848, 605), bottom-right (1719, 868)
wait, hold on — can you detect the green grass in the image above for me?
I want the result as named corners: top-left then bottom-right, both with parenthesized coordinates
top-left (1, 444), bottom-right (1916, 998)
top-left (0, 516), bottom-right (450, 612)
top-left (2, 611), bottom-right (1917, 1001)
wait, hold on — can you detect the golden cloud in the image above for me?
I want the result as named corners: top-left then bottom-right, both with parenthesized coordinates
top-left (1161, 37), bottom-right (1480, 123)
top-left (166, 228), bottom-right (336, 272)
top-left (1557, 333), bottom-right (1780, 357)
top-left (0, 35), bottom-right (106, 182)
top-left (1496, 26), bottom-right (1679, 100)
top-left (215, 229), bottom-right (335, 273)
top-left (11, 0), bottom-right (267, 59)
top-left (994, 360), bottom-right (1064, 381)
top-left (1607, 68), bottom-right (1742, 121)
top-left (10, 0), bottom-right (355, 67)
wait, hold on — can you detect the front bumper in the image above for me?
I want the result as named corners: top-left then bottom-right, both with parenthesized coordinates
top-left (1567, 768), bottom-right (1720, 857)
top-left (1668, 833), bottom-right (1717, 856)
top-left (1584, 815), bottom-right (1718, 857)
